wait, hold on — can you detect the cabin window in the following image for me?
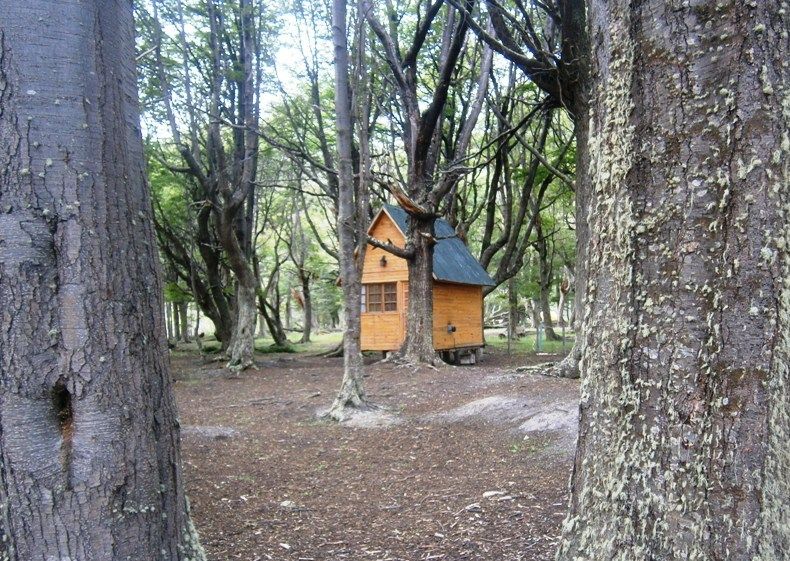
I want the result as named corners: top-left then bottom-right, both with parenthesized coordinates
top-left (363, 282), bottom-right (397, 312)
top-left (384, 283), bottom-right (397, 311)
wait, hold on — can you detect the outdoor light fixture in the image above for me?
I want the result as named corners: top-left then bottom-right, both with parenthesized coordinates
top-left (380, 255), bottom-right (387, 267)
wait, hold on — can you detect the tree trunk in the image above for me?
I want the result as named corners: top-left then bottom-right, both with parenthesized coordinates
top-left (196, 206), bottom-right (233, 348)
top-left (193, 304), bottom-right (204, 353)
top-left (328, 0), bottom-right (368, 419)
top-left (539, 275), bottom-right (559, 341)
top-left (258, 294), bottom-right (289, 348)
top-left (536, 221), bottom-right (560, 341)
top-left (205, 0), bottom-right (258, 371)
top-left (400, 216), bottom-right (438, 364)
top-left (256, 312), bottom-right (267, 338)
top-left (0, 4), bottom-right (205, 559)
top-left (557, 2), bottom-right (788, 559)
top-left (179, 302), bottom-right (190, 343)
top-left (528, 299), bottom-right (541, 330)
top-left (300, 277), bottom-right (312, 343)
top-left (557, 289), bottom-right (567, 327)
top-left (507, 276), bottom-right (518, 351)
top-left (164, 301), bottom-right (172, 341)
top-left (285, 281), bottom-right (292, 331)
top-left (225, 281), bottom-right (256, 369)
top-left (172, 301), bottom-right (181, 343)
top-left (557, 266), bottom-right (574, 328)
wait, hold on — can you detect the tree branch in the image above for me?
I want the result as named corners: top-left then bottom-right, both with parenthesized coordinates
top-left (366, 235), bottom-right (415, 260)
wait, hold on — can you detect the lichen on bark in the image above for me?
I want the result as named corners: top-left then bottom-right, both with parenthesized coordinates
top-left (557, 1), bottom-right (789, 559)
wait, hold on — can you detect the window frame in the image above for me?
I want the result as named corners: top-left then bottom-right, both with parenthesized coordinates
top-left (362, 282), bottom-right (398, 314)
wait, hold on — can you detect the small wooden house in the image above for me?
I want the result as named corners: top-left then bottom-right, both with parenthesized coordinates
top-left (361, 204), bottom-right (495, 362)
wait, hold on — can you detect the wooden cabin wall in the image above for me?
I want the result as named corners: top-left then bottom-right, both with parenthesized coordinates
top-left (360, 281), bottom-right (406, 351)
top-left (361, 214), bottom-right (407, 350)
top-left (360, 213), bottom-right (486, 352)
top-left (432, 283), bottom-right (484, 350)
top-left (361, 216), bottom-right (408, 284)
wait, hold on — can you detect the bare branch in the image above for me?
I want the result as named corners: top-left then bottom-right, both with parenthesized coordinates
top-left (366, 235), bottom-right (415, 260)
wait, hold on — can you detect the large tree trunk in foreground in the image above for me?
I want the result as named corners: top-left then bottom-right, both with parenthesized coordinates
top-left (558, 1), bottom-right (788, 559)
top-left (0, 3), bottom-right (204, 559)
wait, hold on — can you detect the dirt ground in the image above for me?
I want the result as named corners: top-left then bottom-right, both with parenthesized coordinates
top-left (171, 347), bottom-right (580, 561)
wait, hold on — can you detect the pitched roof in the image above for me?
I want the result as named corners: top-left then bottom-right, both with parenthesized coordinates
top-left (375, 204), bottom-right (496, 287)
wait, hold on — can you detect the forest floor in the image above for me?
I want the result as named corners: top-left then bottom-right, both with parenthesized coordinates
top-left (171, 339), bottom-right (579, 561)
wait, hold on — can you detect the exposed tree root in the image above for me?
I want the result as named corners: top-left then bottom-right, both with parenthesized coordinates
top-left (380, 350), bottom-right (443, 370)
top-left (225, 356), bottom-right (255, 372)
top-left (514, 362), bottom-right (556, 375)
top-left (514, 347), bottom-right (580, 379)
top-left (316, 341), bottom-right (344, 358)
top-left (324, 400), bottom-right (375, 423)
top-left (547, 353), bottom-right (580, 379)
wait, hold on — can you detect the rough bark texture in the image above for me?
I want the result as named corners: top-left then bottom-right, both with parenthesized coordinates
top-left (557, 1), bottom-right (788, 559)
top-left (401, 216), bottom-right (438, 364)
top-left (225, 280), bottom-right (256, 370)
top-left (0, 3), bottom-right (205, 560)
top-left (328, 0), bottom-right (367, 420)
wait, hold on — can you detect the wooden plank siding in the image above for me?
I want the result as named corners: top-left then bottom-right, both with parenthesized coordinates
top-left (360, 211), bottom-right (485, 352)
top-left (361, 213), bottom-right (408, 351)
top-left (361, 213), bottom-right (408, 284)
top-left (360, 305), bottom-right (403, 350)
top-left (432, 282), bottom-right (485, 350)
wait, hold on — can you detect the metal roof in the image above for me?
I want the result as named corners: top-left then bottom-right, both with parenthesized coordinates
top-left (379, 204), bottom-right (496, 287)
